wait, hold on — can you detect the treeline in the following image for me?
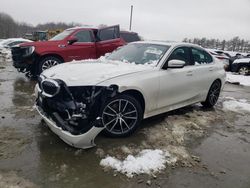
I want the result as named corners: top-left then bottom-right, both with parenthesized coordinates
top-left (183, 37), bottom-right (250, 53)
top-left (0, 12), bottom-right (79, 38)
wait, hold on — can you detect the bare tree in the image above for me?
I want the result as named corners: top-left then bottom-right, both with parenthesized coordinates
top-left (183, 36), bottom-right (250, 53)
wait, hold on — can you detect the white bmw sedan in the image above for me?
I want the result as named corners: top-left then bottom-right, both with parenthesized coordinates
top-left (35, 41), bottom-right (226, 149)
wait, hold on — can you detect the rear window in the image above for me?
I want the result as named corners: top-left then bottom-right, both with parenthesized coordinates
top-left (120, 32), bottom-right (140, 43)
top-left (98, 27), bottom-right (119, 41)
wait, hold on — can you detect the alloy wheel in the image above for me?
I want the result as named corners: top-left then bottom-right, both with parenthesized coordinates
top-left (102, 99), bottom-right (138, 135)
top-left (208, 81), bottom-right (221, 106)
top-left (239, 67), bottom-right (249, 75)
top-left (42, 59), bottom-right (59, 71)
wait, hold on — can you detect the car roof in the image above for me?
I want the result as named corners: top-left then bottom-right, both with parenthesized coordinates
top-left (132, 40), bottom-right (202, 48)
top-left (120, 30), bottom-right (138, 34)
top-left (66, 25), bottom-right (98, 31)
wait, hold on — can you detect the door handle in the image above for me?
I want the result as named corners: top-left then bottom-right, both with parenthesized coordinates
top-left (186, 71), bottom-right (193, 76)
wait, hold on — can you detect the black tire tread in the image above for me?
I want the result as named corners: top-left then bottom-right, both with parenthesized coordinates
top-left (201, 80), bottom-right (221, 108)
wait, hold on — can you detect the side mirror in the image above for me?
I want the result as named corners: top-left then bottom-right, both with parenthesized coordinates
top-left (68, 37), bottom-right (78, 45)
top-left (168, 59), bottom-right (185, 68)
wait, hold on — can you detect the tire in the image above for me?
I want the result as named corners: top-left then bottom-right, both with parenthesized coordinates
top-left (238, 65), bottom-right (249, 75)
top-left (101, 94), bottom-right (143, 138)
top-left (201, 80), bottom-right (221, 108)
top-left (38, 56), bottom-right (62, 74)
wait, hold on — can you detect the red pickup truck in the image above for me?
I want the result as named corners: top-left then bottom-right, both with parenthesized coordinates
top-left (11, 25), bottom-right (140, 77)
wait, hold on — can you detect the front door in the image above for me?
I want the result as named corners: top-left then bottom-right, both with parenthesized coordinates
top-left (65, 30), bottom-right (96, 61)
top-left (158, 46), bottom-right (198, 109)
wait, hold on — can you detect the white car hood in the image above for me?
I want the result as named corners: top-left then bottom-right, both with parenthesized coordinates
top-left (42, 60), bottom-right (153, 86)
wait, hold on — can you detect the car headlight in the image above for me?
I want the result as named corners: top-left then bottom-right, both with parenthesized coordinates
top-left (23, 46), bottom-right (35, 57)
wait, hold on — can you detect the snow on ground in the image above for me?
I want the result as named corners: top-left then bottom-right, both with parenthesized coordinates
top-left (100, 149), bottom-right (176, 177)
top-left (223, 97), bottom-right (250, 113)
top-left (226, 72), bottom-right (250, 86)
top-left (98, 106), bottom-right (229, 177)
top-left (0, 47), bottom-right (12, 61)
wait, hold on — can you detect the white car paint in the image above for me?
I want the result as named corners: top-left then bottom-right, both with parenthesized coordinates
top-left (233, 58), bottom-right (250, 64)
top-left (36, 105), bottom-right (103, 149)
top-left (37, 41), bottom-right (226, 148)
top-left (0, 38), bottom-right (32, 48)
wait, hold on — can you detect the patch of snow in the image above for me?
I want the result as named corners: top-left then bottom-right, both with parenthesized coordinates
top-left (0, 47), bottom-right (12, 60)
top-left (43, 57), bottom-right (154, 86)
top-left (223, 97), bottom-right (250, 113)
top-left (100, 149), bottom-right (174, 177)
top-left (99, 54), bottom-right (160, 67)
top-left (226, 72), bottom-right (250, 86)
top-left (233, 58), bottom-right (250, 64)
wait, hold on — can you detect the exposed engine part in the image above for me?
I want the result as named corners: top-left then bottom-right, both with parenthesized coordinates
top-left (36, 77), bottom-right (119, 135)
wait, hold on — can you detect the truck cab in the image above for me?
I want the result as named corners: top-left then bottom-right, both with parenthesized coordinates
top-left (12, 25), bottom-right (136, 77)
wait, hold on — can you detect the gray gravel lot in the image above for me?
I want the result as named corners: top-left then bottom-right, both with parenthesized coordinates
top-left (0, 58), bottom-right (250, 188)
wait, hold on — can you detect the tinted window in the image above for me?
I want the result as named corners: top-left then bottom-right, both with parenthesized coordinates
top-left (74, 30), bottom-right (93, 42)
top-left (98, 27), bottom-right (119, 41)
top-left (8, 41), bottom-right (25, 47)
top-left (120, 32), bottom-right (140, 43)
top-left (191, 48), bottom-right (213, 64)
top-left (168, 47), bottom-right (191, 65)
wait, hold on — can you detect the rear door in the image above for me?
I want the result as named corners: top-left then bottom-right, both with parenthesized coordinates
top-left (189, 47), bottom-right (216, 96)
top-left (96, 25), bottom-right (124, 57)
top-left (65, 29), bottom-right (96, 61)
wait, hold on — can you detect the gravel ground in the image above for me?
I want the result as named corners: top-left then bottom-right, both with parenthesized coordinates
top-left (0, 57), bottom-right (250, 188)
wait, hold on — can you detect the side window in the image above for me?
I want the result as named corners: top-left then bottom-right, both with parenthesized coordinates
top-left (74, 30), bottom-right (93, 43)
top-left (168, 47), bottom-right (190, 65)
top-left (98, 27), bottom-right (119, 41)
top-left (120, 32), bottom-right (140, 43)
top-left (191, 48), bottom-right (213, 65)
top-left (8, 41), bottom-right (19, 47)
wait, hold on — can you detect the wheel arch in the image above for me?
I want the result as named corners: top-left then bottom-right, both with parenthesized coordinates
top-left (121, 89), bottom-right (145, 114)
top-left (214, 78), bottom-right (222, 86)
top-left (34, 53), bottom-right (65, 75)
top-left (39, 53), bottom-right (64, 63)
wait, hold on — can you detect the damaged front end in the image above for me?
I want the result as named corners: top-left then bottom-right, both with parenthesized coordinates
top-left (35, 75), bottom-right (118, 149)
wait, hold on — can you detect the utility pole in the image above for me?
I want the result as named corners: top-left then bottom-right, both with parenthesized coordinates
top-left (129, 5), bottom-right (133, 31)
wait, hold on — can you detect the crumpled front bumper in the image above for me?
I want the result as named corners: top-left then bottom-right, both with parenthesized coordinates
top-left (35, 105), bottom-right (104, 149)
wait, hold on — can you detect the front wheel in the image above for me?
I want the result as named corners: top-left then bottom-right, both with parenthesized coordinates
top-left (38, 56), bottom-right (62, 74)
top-left (201, 80), bottom-right (221, 108)
top-left (238, 66), bottom-right (249, 75)
top-left (101, 95), bottom-right (143, 137)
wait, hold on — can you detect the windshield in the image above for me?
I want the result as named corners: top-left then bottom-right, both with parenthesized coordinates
top-left (49, 30), bottom-right (74, 41)
top-left (107, 43), bottom-right (170, 65)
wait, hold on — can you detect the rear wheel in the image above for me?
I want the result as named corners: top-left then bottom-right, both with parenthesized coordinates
top-left (201, 80), bottom-right (221, 108)
top-left (38, 56), bottom-right (62, 74)
top-left (101, 95), bottom-right (143, 137)
top-left (238, 66), bottom-right (249, 75)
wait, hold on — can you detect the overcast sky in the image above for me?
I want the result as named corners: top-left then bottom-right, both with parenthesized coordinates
top-left (1, 0), bottom-right (250, 41)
